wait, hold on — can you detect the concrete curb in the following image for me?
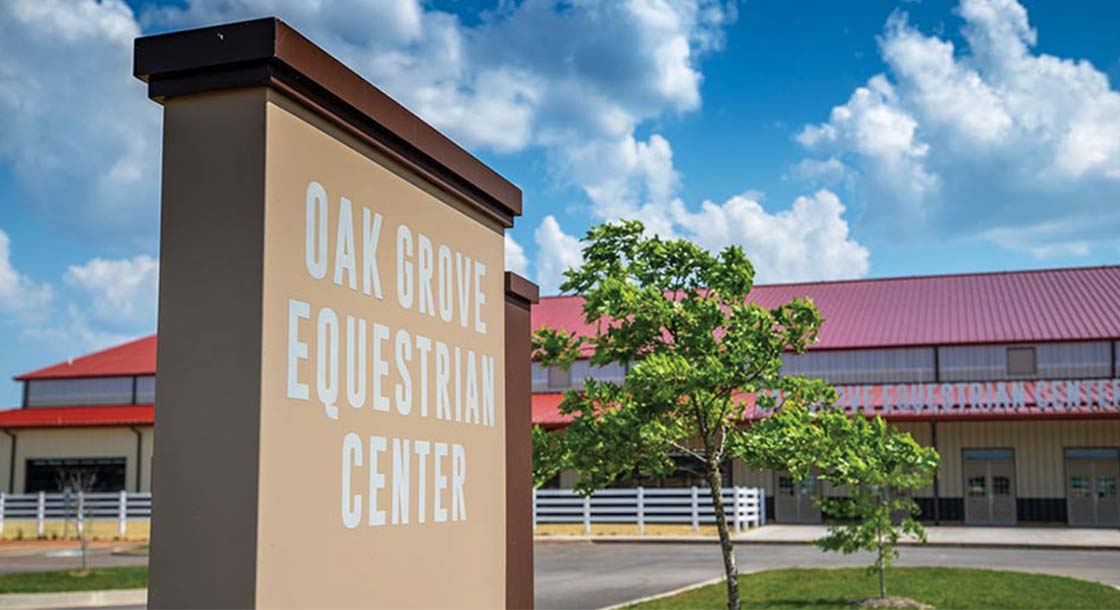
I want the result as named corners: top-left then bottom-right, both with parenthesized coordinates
top-left (0, 588), bottom-right (146, 609)
top-left (533, 536), bottom-right (1120, 551)
top-left (598, 575), bottom-right (725, 610)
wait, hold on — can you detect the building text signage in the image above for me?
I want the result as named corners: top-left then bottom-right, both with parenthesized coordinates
top-left (757, 378), bottom-right (1120, 416)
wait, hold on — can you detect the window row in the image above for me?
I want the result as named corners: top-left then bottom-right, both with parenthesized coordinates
top-left (24, 375), bottom-right (156, 408)
top-left (532, 341), bottom-right (1118, 390)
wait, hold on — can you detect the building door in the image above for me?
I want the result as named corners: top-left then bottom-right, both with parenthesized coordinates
top-left (774, 471), bottom-right (822, 523)
top-left (1065, 448), bottom-right (1120, 527)
top-left (963, 449), bottom-right (1017, 525)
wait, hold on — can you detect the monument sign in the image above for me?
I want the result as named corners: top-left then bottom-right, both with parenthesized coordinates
top-left (135, 18), bottom-right (536, 609)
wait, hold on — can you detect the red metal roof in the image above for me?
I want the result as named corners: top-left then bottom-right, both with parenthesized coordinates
top-left (16, 335), bottom-right (157, 380)
top-left (0, 405), bottom-right (154, 429)
top-left (532, 266), bottom-right (1120, 350)
top-left (12, 266), bottom-right (1120, 382)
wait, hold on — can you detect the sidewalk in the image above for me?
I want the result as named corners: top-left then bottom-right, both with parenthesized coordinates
top-left (736, 524), bottom-right (1120, 549)
top-left (536, 525), bottom-right (1120, 550)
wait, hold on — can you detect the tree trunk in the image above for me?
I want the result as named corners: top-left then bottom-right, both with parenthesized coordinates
top-left (706, 464), bottom-right (740, 610)
top-left (877, 490), bottom-right (886, 599)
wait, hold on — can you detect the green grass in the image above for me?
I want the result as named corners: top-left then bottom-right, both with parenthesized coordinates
top-left (0, 567), bottom-right (148, 594)
top-left (628, 567), bottom-right (1120, 610)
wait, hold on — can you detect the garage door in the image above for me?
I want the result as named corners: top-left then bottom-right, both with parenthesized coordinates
top-left (1066, 448), bottom-right (1120, 527)
top-left (963, 449), bottom-right (1017, 525)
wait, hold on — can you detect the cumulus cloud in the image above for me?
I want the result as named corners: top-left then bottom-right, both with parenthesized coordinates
top-left (0, 0), bottom-right (160, 247)
top-left (64, 255), bottom-right (159, 331)
top-left (796, 0), bottom-right (1120, 255)
top-left (0, 230), bottom-right (53, 324)
top-left (145, 0), bottom-right (733, 199)
top-left (671, 190), bottom-right (869, 283)
top-left (2, 0), bottom-right (867, 303)
top-left (3, 0), bottom-right (734, 248)
top-left (533, 188), bottom-right (869, 294)
top-left (504, 234), bottom-right (529, 278)
top-left (0, 228), bottom-right (155, 354)
top-left (534, 216), bottom-right (584, 294)
top-left (146, 0), bottom-right (850, 292)
top-left (789, 156), bottom-right (849, 187)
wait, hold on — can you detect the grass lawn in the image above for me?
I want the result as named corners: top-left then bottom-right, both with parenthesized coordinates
top-left (0, 567), bottom-right (147, 594)
top-left (628, 567), bottom-right (1120, 609)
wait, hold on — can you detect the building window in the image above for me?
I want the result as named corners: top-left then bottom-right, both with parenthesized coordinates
top-left (547, 365), bottom-right (571, 390)
top-left (778, 476), bottom-right (795, 496)
top-left (967, 476), bottom-right (986, 497)
top-left (135, 375), bottom-right (156, 404)
top-left (26, 377), bottom-right (135, 407)
top-left (1098, 476), bottom-right (1117, 498)
top-left (1070, 477), bottom-right (1090, 497)
top-left (992, 476), bottom-right (1011, 496)
top-left (24, 458), bottom-right (127, 493)
top-left (1006, 347), bottom-right (1037, 376)
top-left (799, 476), bottom-right (819, 495)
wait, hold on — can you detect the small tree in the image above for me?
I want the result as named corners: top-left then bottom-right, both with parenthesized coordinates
top-left (749, 405), bottom-right (939, 600)
top-left (61, 470), bottom-right (98, 572)
top-left (532, 220), bottom-right (831, 610)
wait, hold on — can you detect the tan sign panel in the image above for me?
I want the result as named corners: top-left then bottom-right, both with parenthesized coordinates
top-left (137, 18), bottom-right (531, 608)
top-left (257, 94), bottom-right (506, 608)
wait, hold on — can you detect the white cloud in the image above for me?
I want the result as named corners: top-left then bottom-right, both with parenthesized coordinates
top-left (0, 229), bottom-right (53, 323)
top-left (530, 188), bottom-right (869, 292)
top-left (504, 233), bottom-right (529, 277)
top-left (795, 0), bottom-right (1120, 255)
top-left (672, 190), bottom-right (869, 283)
top-left (1, 0), bottom-right (734, 249)
top-left (0, 0), bottom-right (160, 246)
top-left (64, 255), bottom-right (159, 331)
top-left (144, 0), bottom-right (737, 252)
top-left (789, 156), bottom-right (849, 187)
top-left (3, 0), bottom-right (867, 304)
top-left (533, 216), bottom-right (584, 294)
top-left (0, 228), bottom-right (155, 354)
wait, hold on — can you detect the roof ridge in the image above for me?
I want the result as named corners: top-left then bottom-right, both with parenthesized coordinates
top-left (14, 333), bottom-right (156, 380)
top-left (535, 264), bottom-right (1120, 298)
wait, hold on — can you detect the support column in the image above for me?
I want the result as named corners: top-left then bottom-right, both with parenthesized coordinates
top-left (505, 272), bottom-right (538, 610)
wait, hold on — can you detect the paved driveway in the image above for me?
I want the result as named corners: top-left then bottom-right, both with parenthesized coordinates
top-left (0, 542), bottom-right (146, 575)
top-left (534, 542), bottom-right (1120, 610)
top-left (0, 541), bottom-right (1116, 609)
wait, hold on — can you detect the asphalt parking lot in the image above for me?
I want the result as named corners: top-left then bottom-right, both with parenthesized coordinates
top-left (534, 542), bottom-right (1120, 609)
top-left (0, 541), bottom-right (1117, 609)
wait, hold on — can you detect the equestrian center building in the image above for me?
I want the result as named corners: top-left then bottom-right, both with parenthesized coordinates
top-left (3, 265), bottom-right (1119, 527)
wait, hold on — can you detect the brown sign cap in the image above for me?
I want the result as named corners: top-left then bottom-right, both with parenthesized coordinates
top-left (134, 17), bottom-right (522, 228)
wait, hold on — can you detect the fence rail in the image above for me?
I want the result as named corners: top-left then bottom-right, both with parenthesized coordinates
top-left (534, 487), bottom-right (765, 533)
top-left (0, 492), bottom-right (151, 537)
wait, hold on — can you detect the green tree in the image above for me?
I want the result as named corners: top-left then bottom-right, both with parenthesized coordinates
top-left (531, 220), bottom-right (832, 610)
top-left (748, 405), bottom-right (940, 599)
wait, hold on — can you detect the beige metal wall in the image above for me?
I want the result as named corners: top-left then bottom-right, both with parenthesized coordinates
top-left (0, 426), bottom-right (154, 493)
top-left (935, 419), bottom-right (1120, 497)
top-left (734, 419), bottom-right (1120, 500)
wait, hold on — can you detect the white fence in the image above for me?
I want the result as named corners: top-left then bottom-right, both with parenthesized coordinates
top-left (534, 487), bottom-right (765, 533)
top-left (0, 491), bottom-right (151, 536)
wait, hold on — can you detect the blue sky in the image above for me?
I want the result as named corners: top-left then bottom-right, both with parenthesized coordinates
top-left (2, 0), bottom-right (1119, 407)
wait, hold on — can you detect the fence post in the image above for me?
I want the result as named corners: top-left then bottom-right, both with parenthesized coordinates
top-left (760, 488), bottom-right (766, 526)
top-left (77, 492), bottom-right (85, 536)
top-left (690, 486), bottom-right (699, 531)
top-left (36, 491), bottom-right (45, 537)
top-left (582, 494), bottom-right (591, 534)
top-left (733, 487), bottom-right (741, 533)
top-left (119, 490), bottom-right (128, 536)
top-left (531, 488), bottom-right (537, 531)
top-left (0, 492), bottom-right (5, 536)
top-left (636, 487), bottom-right (645, 534)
